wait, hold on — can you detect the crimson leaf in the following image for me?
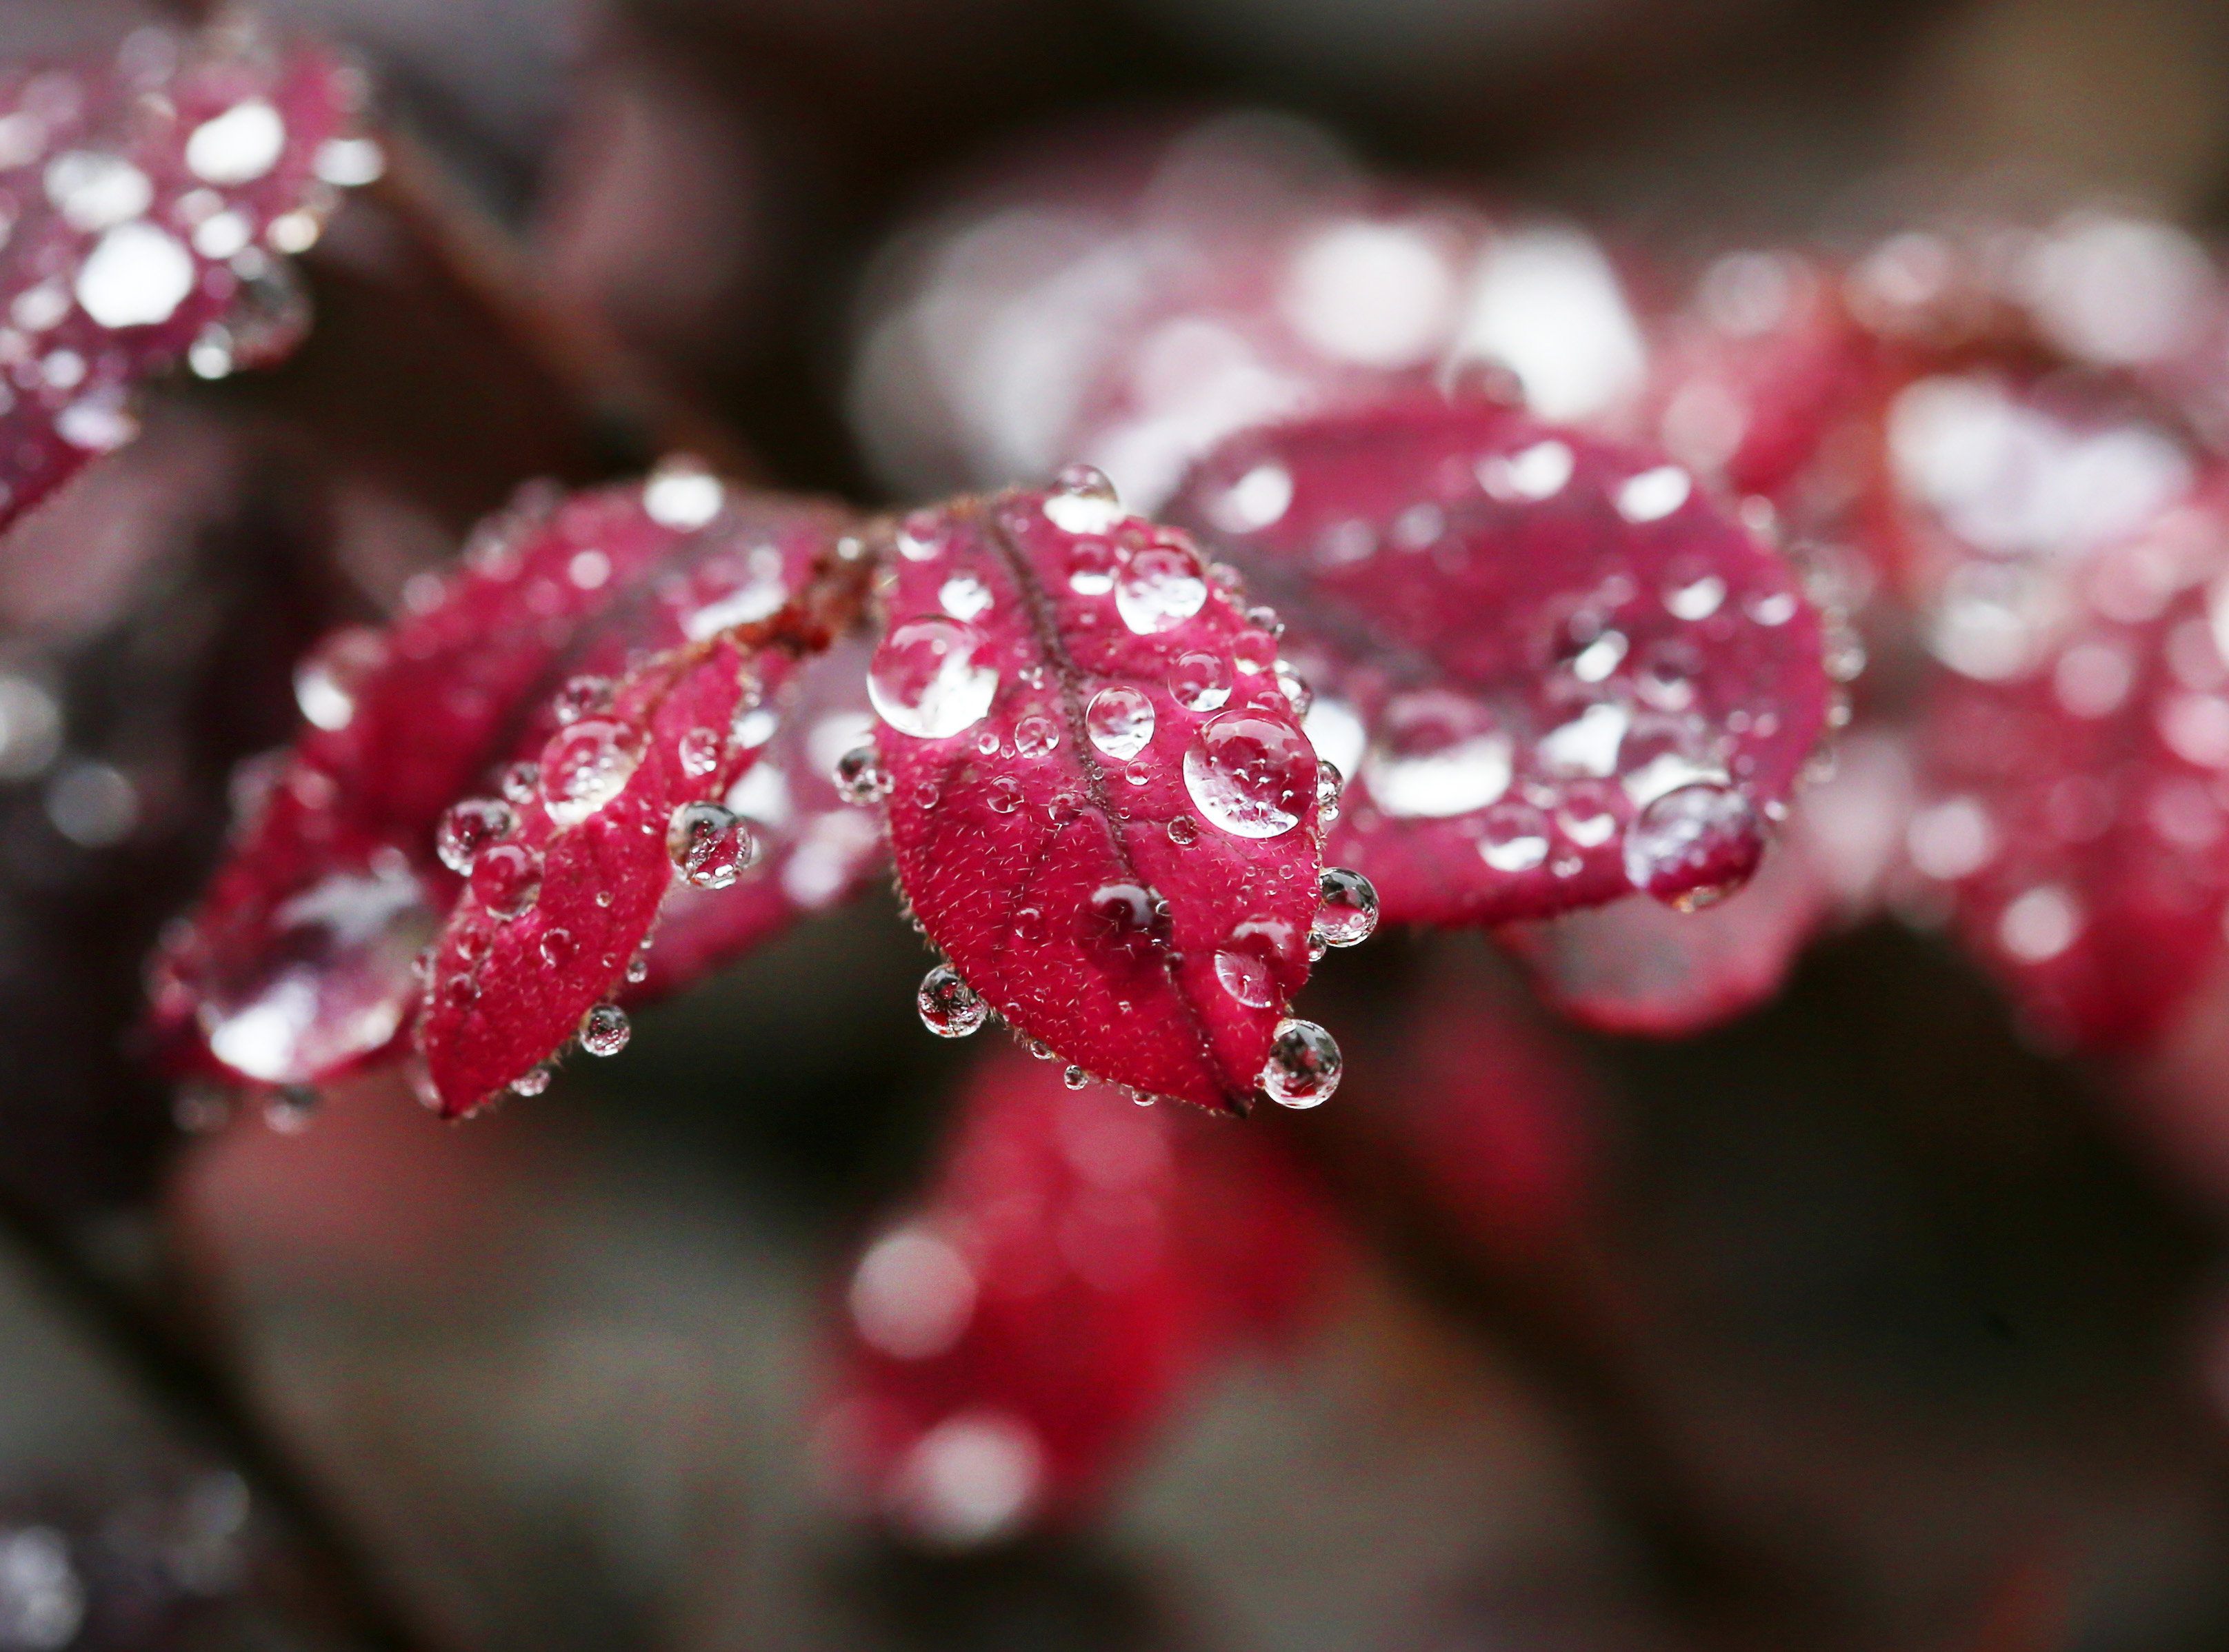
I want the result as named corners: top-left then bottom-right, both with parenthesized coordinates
top-left (1168, 397), bottom-right (1833, 927)
top-left (871, 477), bottom-right (1329, 1112)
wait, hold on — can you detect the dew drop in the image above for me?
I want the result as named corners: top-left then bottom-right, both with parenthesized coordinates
top-left (1622, 783), bottom-right (1763, 909)
top-left (436, 797), bottom-right (513, 874)
top-left (510, 1065), bottom-right (553, 1098)
top-left (1167, 815), bottom-right (1200, 847)
top-left (835, 743), bottom-right (892, 805)
top-left (918, 964), bottom-right (988, 1037)
top-left (1014, 714), bottom-right (1061, 758)
top-left (678, 725), bottom-right (723, 778)
top-left (1213, 947), bottom-right (1277, 1009)
top-left (1478, 802), bottom-right (1551, 872)
top-left (500, 761), bottom-right (540, 805)
top-left (579, 1003), bottom-right (631, 1056)
top-left (1062, 1065), bottom-right (1088, 1090)
top-left (1315, 760), bottom-right (1343, 823)
top-left (186, 99), bottom-right (286, 184)
top-left (539, 719), bottom-right (642, 827)
top-left (1116, 543), bottom-right (1209, 635)
top-left (1044, 464), bottom-right (1123, 534)
top-left (1261, 1019), bottom-right (1341, 1108)
top-left (985, 775), bottom-right (1023, 814)
top-left (1275, 661), bottom-right (1313, 717)
top-left (939, 572), bottom-right (993, 621)
top-left (626, 955), bottom-right (650, 984)
top-left (1184, 711), bottom-right (1317, 838)
top-left (554, 675), bottom-right (614, 725)
top-left (470, 843), bottom-right (543, 919)
top-left (1067, 537), bottom-right (1117, 595)
top-left (1664, 574), bottom-right (1728, 621)
top-left (1362, 693), bottom-right (1512, 818)
top-left (870, 616), bottom-right (999, 739)
top-left (1086, 686), bottom-right (1155, 760)
top-left (1313, 868), bottom-right (1379, 948)
top-left (667, 801), bottom-right (755, 889)
top-left (1085, 881), bottom-right (1172, 965)
top-left (1170, 650), bottom-right (1232, 712)
top-left (539, 927), bottom-right (576, 968)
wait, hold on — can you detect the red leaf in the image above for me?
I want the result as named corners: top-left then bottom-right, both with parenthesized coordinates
top-left (872, 481), bottom-right (1328, 1112)
top-left (0, 19), bottom-right (370, 537)
top-left (819, 1045), bottom-right (1338, 1542)
top-left (154, 471), bottom-right (857, 1090)
top-left (1168, 398), bottom-right (1833, 927)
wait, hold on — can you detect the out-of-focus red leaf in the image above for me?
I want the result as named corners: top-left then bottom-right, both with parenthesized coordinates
top-left (153, 471), bottom-right (857, 1091)
top-left (1169, 399), bottom-right (1833, 928)
top-left (874, 482), bottom-right (1326, 1112)
top-left (0, 17), bottom-right (372, 538)
top-left (818, 1045), bottom-right (1339, 1543)
top-left (1503, 732), bottom-right (1914, 1035)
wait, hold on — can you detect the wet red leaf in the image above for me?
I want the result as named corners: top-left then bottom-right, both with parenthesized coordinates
top-left (153, 471), bottom-right (856, 1091)
top-left (874, 482), bottom-right (1326, 1112)
top-left (1168, 398), bottom-right (1833, 928)
top-left (819, 1045), bottom-right (1339, 1541)
top-left (0, 19), bottom-right (370, 538)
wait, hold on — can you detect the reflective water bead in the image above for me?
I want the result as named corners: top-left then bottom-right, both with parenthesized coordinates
top-left (1170, 650), bottom-right (1232, 712)
top-left (554, 674), bottom-right (614, 724)
top-left (539, 927), bottom-right (576, 968)
top-left (869, 616), bottom-right (999, 739)
top-left (510, 1065), bottom-right (553, 1098)
top-left (1167, 815), bottom-right (1200, 846)
top-left (1623, 783), bottom-right (1764, 910)
top-left (1213, 945), bottom-right (1277, 1008)
top-left (1115, 543), bottom-right (1209, 634)
top-left (539, 719), bottom-right (642, 827)
top-left (1261, 1018), bottom-right (1341, 1108)
top-left (667, 801), bottom-right (754, 889)
top-left (835, 744), bottom-right (893, 805)
top-left (1086, 685), bottom-right (1155, 760)
top-left (470, 843), bottom-right (543, 919)
top-left (1275, 661), bottom-right (1313, 717)
top-left (678, 725), bottom-right (723, 778)
top-left (1062, 1065), bottom-right (1088, 1090)
top-left (1183, 710), bottom-right (1317, 839)
top-left (939, 572), bottom-right (993, 621)
top-left (1478, 802), bottom-right (1551, 872)
top-left (1308, 936), bottom-right (1328, 962)
top-left (1044, 463), bottom-right (1123, 534)
top-left (1067, 537), bottom-right (1117, 595)
top-left (579, 1003), bottom-right (632, 1056)
top-left (436, 797), bottom-right (513, 874)
top-left (986, 775), bottom-right (1023, 814)
top-left (1233, 632), bottom-right (1277, 675)
top-left (1315, 760), bottom-right (1343, 822)
top-left (499, 761), bottom-right (540, 805)
top-left (1014, 714), bottom-right (1061, 758)
top-left (1312, 868), bottom-right (1379, 947)
top-left (917, 965), bottom-right (988, 1037)
top-left (626, 955), bottom-right (650, 984)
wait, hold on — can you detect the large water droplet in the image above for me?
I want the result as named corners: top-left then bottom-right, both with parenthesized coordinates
top-left (918, 964), bottom-right (988, 1036)
top-left (1183, 710), bottom-right (1317, 839)
top-left (539, 719), bottom-right (642, 827)
top-left (1312, 868), bottom-right (1379, 948)
top-left (1169, 651), bottom-right (1231, 712)
top-left (1086, 686), bottom-right (1155, 760)
top-left (1261, 1019), bottom-right (1341, 1108)
top-left (870, 616), bottom-right (999, 739)
top-left (1361, 693), bottom-right (1512, 818)
top-left (668, 801), bottom-right (755, 888)
top-left (1116, 543), bottom-right (1209, 635)
top-left (470, 843), bottom-right (543, 919)
top-left (579, 1003), bottom-right (631, 1056)
top-left (436, 797), bottom-right (513, 874)
top-left (1622, 783), bottom-right (1763, 909)
top-left (1214, 947), bottom-right (1277, 1009)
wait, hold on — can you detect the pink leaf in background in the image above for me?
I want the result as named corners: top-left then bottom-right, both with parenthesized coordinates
top-left (152, 471), bottom-right (857, 1091)
top-left (874, 479), bottom-right (1327, 1111)
top-left (1169, 398), bottom-right (1833, 928)
top-left (0, 18), bottom-right (371, 537)
top-left (819, 1045), bottom-right (1339, 1542)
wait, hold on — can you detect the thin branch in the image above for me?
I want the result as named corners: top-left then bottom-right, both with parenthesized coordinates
top-left (0, 1180), bottom-right (441, 1652)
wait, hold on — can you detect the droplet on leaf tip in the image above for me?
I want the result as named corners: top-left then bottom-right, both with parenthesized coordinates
top-left (579, 1003), bottom-right (631, 1056)
top-left (1312, 867), bottom-right (1379, 947)
top-left (918, 965), bottom-right (988, 1037)
top-left (1261, 1018), bottom-right (1341, 1108)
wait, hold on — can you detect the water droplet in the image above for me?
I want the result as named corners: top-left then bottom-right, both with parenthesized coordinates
top-left (1233, 632), bottom-right (1277, 675)
top-left (1315, 760), bottom-right (1344, 823)
top-left (1086, 686), bottom-right (1155, 760)
top-left (1478, 802), bottom-right (1551, 872)
top-left (1028, 1039), bottom-right (1055, 1060)
top-left (470, 843), bottom-right (543, 919)
top-left (1063, 1065), bottom-right (1088, 1090)
top-left (1261, 1019), bottom-right (1341, 1108)
top-left (1571, 629), bottom-right (1628, 683)
top-left (1184, 710), bottom-right (1317, 838)
top-left (939, 572), bottom-right (993, 621)
top-left (1275, 661), bottom-right (1313, 717)
top-left (918, 965), bottom-right (988, 1036)
top-left (1312, 868), bottom-right (1379, 947)
top-left (554, 675), bottom-right (614, 724)
top-left (835, 744), bottom-right (892, 805)
top-left (294, 627), bottom-right (386, 732)
top-left (1480, 439), bottom-right (1575, 501)
top-left (668, 801), bottom-right (755, 889)
top-left (187, 99), bottom-right (286, 184)
top-left (1362, 693), bottom-right (1512, 818)
top-left (1085, 881), bottom-right (1172, 964)
top-left (1616, 465), bottom-right (1692, 523)
top-left (985, 775), bottom-right (1023, 814)
top-left (510, 1065), bottom-right (553, 1097)
top-left (1044, 464), bottom-right (1123, 534)
top-left (870, 616), bottom-right (999, 739)
top-left (435, 797), bottom-right (512, 874)
top-left (1214, 945), bottom-right (1277, 1008)
top-left (1211, 462), bottom-right (1294, 532)
top-left (1116, 543), bottom-right (1209, 635)
top-left (1663, 574), bottom-right (1728, 621)
top-left (1123, 762), bottom-right (1150, 786)
top-left (1537, 701), bottom-right (1630, 778)
top-left (500, 761), bottom-right (540, 805)
top-left (643, 459), bottom-right (726, 528)
top-left (1014, 714), bottom-right (1061, 758)
top-left (1167, 815), bottom-right (1200, 847)
top-left (579, 1003), bottom-right (631, 1056)
top-left (678, 725), bottom-right (723, 778)
top-left (626, 955), bottom-right (650, 984)
top-left (1623, 783), bottom-right (1763, 909)
top-left (1999, 885), bottom-right (2082, 962)
top-left (539, 928), bottom-right (576, 968)
top-left (539, 719), bottom-right (642, 827)
top-left (1169, 651), bottom-right (1231, 712)
top-left (1067, 537), bottom-right (1117, 595)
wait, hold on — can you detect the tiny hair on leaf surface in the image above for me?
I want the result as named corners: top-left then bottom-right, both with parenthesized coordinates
top-left (821, 1043), bottom-right (1339, 1544)
top-left (872, 473), bottom-right (1329, 1113)
top-left (0, 14), bottom-right (373, 539)
top-left (152, 467), bottom-right (859, 1094)
top-left (1168, 397), bottom-right (1835, 929)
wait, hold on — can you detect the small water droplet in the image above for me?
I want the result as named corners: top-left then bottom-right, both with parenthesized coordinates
top-left (1664, 574), bottom-right (1727, 621)
top-left (265, 1086), bottom-right (319, 1134)
top-left (626, 955), bottom-right (650, 984)
top-left (1312, 868), bottom-right (1379, 947)
top-left (435, 797), bottom-right (512, 874)
top-left (897, 510), bottom-right (949, 561)
top-left (1233, 632), bottom-right (1277, 675)
top-left (470, 843), bottom-right (543, 919)
top-left (1315, 760), bottom-right (1343, 823)
top-left (500, 761), bottom-right (540, 805)
top-left (539, 719), bottom-right (642, 827)
top-left (668, 801), bottom-right (755, 888)
top-left (1062, 1065), bottom-right (1088, 1090)
top-left (1116, 543), bottom-right (1209, 634)
top-left (1184, 711), bottom-right (1317, 839)
top-left (985, 775), bottom-right (1023, 814)
top-left (1261, 1019), bottom-right (1341, 1108)
top-left (1086, 686), bottom-right (1155, 760)
top-left (1014, 714), bottom-right (1061, 758)
top-left (1623, 783), bottom-right (1763, 909)
top-left (554, 675), bottom-right (614, 725)
top-left (678, 725), bottom-right (723, 778)
top-left (579, 1003), bottom-right (632, 1056)
top-left (1478, 803), bottom-right (1551, 872)
top-left (510, 1065), bottom-right (554, 1097)
top-left (918, 965), bottom-right (988, 1037)
top-left (939, 572), bottom-right (993, 621)
top-left (1170, 651), bottom-right (1232, 712)
top-left (870, 616), bottom-right (1000, 739)
top-left (1167, 815), bottom-right (1200, 846)
top-left (1067, 537), bottom-right (1117, 595)
top-left (1044, 464), bottom-right (1123, 534)
top-left (835, 744), bottom-right (893, 805)
top-left (1275, 661), bottom-right (1313, 717)
top-left (539, 928), bottom-right (576, 968)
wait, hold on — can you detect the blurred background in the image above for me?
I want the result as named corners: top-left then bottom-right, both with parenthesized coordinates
top-left (7, 0), bottom-right (2229, 1647)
